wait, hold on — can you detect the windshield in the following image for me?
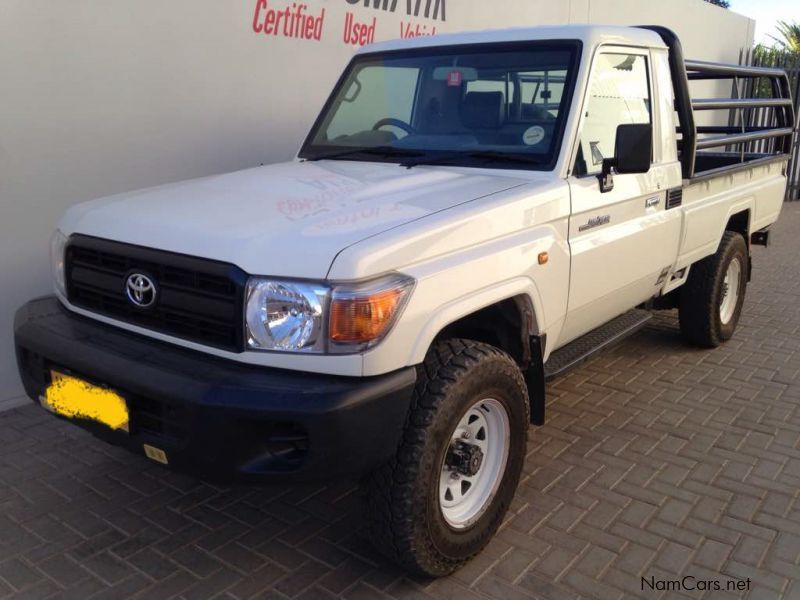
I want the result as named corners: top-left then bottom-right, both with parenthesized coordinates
top-left (299, 41), bottom-right (580, 170)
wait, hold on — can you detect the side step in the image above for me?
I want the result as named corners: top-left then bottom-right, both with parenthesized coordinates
top-left (543, 309), bottom-right (652, 381)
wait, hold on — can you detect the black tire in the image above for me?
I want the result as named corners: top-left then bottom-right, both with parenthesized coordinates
top-left (679, 231), bottom-right (749, 348)
top-left (366, 339), bottom-right (529, 577)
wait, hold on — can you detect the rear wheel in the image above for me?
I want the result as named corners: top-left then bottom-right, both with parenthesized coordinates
top-left (679, 231), bottom-right (748, 347)
top-left (367, 339), bottom-right (529, 577)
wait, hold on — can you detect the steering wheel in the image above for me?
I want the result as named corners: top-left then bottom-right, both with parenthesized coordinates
top-left (372, 118), bottom-right (415, 135)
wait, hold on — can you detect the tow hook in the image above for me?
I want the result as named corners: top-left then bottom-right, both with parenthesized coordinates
top-left (445, 440), bottom-right (484, 477)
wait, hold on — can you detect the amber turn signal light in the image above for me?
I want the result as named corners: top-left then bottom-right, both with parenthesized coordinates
top-left (328, 274), bottom-right (415, 350)
top-left (330, 289), bottom-right (404, 343)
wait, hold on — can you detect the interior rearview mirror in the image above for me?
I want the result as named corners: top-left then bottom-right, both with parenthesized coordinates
top-left (598, 123), bottom-right (653, 193)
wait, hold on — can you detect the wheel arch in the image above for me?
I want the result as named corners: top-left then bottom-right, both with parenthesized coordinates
top-left (408, 279), bottom-right (544, 366)
top-left (432, 295), bottom-right (537, 368)
top-left (723, 207), bottom-right (752, 280)
top-left (725, 208), bottom-right (751, 246)
top-left (409, 280), bottom-right (548, 426)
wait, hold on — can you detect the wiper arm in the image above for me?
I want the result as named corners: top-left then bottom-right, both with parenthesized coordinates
top-left (401, 151), bottom-right (467, 168)
top-left (403, 150), bottom-right (544, 168)
top-left (465, 151), bottom-right (544, 166)
top-left (305, 145), bottom-right (424, 162)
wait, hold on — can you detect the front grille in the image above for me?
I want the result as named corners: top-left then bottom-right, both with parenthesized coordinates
top-left (65, 235), bottom-right (247, 352)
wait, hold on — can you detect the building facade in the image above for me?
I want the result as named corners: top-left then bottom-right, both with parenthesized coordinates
top-left (0, 0), bottom-right (755, 408)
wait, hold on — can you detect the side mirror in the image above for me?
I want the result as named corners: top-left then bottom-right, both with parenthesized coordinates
top-left (598, 123), bottom-right (652, 193)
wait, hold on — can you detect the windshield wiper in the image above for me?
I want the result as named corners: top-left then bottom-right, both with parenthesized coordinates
top-left (304, 145), bottom-right (424, 162)
top-left (403, 150), bottom-right (544, 169)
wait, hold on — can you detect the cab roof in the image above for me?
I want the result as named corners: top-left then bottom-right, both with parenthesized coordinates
top-left (357, 24), bottom-right (667, 55)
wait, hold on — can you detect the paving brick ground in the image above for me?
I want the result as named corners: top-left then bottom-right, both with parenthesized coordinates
top-left (3, 206), bottom-right (800, 599)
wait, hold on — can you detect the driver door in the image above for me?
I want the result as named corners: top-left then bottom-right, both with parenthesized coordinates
top-left (560, 47), bottom-right (681, 344)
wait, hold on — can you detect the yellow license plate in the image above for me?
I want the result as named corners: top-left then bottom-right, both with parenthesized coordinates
top-left (42, 371), bottom-right (129, 433)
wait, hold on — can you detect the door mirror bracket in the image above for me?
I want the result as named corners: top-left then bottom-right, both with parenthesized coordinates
top-left (598, 158), bottom-right (616, 193)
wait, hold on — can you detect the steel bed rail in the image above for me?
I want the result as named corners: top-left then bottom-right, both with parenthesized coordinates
top-left (641, 26), bottom-right (796, 179)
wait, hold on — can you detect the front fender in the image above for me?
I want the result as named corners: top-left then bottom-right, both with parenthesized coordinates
top-left (407, 277), bottom-right (545, 365)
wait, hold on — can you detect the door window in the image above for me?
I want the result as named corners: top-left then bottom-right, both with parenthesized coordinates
top-left (577, 53), bottom-right (651, 175)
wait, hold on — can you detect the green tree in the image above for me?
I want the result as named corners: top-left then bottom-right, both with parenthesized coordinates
top-left (704, 0), bottom-right (730, 8)
top-left (769, 21), bottom-right (800, 53)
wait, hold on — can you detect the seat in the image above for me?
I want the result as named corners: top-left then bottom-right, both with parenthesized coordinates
top-left (461, 92), bottom-right (505, 131)
top-left (521, 104), bottom-right (555, 121)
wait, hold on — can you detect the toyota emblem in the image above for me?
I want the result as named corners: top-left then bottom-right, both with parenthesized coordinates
top-left (125, 273), bottom-right (157, 308)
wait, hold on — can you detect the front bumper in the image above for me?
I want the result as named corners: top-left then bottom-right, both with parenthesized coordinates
top-left (14, 297), bottom-right (416, 481)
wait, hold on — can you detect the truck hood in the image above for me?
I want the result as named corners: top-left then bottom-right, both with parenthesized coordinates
top-left (62, 160), bottom-right (528, 279)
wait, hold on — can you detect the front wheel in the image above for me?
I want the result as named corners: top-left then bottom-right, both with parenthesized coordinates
top-left (679, 231), bottom-right (749, 347)
top-left (367, 339), bottom-right (529, 577)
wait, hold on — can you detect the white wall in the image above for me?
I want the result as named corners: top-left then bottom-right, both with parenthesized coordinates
top-left (0, 0), bottom-right (754, 408)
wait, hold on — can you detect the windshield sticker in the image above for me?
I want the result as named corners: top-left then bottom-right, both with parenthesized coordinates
top-left (523, 126), bottom-right (545, 146)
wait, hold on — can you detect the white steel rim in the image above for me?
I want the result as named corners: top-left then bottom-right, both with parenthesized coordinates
top-left (720, 258), bottom-right (741, 325)
top-left (439, 398), bottom-right (510, 530)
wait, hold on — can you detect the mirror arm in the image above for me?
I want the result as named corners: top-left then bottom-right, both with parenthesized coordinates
top-left (598, 158), bottom-right (616, 193)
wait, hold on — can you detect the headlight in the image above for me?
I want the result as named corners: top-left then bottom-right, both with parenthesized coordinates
top-left (245, 280), bottom-right (328, 352)
top-left (50, 230), bottom-right (68, 297)
top-left (244, 274), bottom-right (414, 354)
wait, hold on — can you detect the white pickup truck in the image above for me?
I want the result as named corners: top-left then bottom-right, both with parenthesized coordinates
top-left (15, 25), bottom-right (795, 575)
